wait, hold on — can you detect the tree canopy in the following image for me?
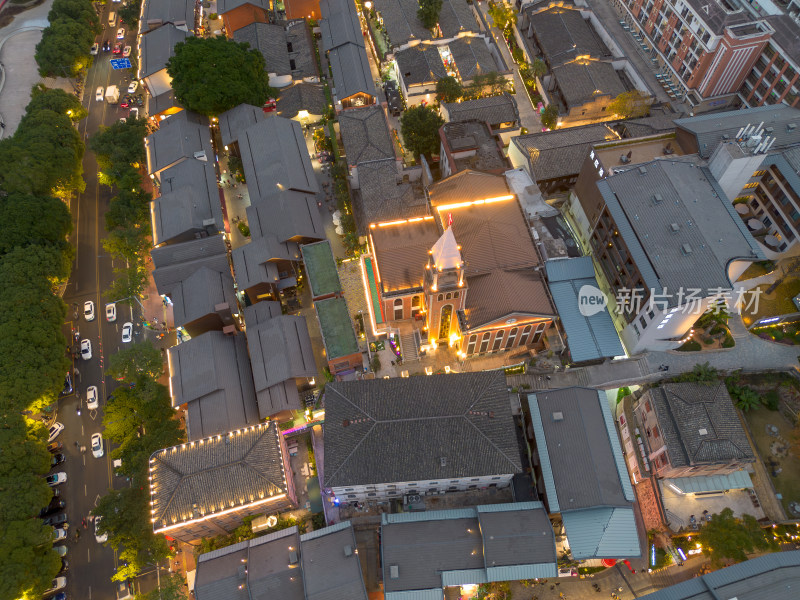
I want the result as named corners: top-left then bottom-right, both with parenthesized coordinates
top-left (400, 105), bottom-right (444, 159)
top-left (35, 18), bottom-right (95, 77)
top-left (417, 0), bottom-right (443, 30)
top-left (698, 508), bottom-right (777, 565)
top-left (0, 193), bottom-right (72, 255)
top-left (435, 76), bottom-right (463, 104)
top-left (167, 37), bottom-right (276, 116)
top-left (607, 90), bottom-right (652, 118)
top-left (540, 103), bottom-right (559, 129)
top-left (90, 119), bottom-right (148, 177)
top-left (488, 1), bottom-right (517, 31)
top-left (26, 85), bottom-right (88, 122)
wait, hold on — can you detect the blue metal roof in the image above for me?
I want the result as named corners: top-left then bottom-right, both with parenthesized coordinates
top-left (596, 389), bottom-right (635, 503)
top-left (561, 507), bottom-right (641, 559)
top-left (384, 590), bottom-right (444, 600)
top-left (664, 470), bottom-right (753, 494)
top-left (546, 257), bottom-right (625, 363)
top-left (299, 520), bottom-right (352, 541)
top-left (475, 501), bottom-right (544, 513)
top-left (526, 393), bottom-right (560, 512)
top-left (486, 564), bottom-right (558, 582)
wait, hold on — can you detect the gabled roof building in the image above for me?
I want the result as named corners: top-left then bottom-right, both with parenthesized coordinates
top-left (145, 110), bottom-right (213, 177)
top-left (139, 0), bottom-right (196, 34)
top-left (138, 23), bottom-right (190, 97)
top-left (149, 422), bottom-right (296, 544)
top-left (233, 20), bottom-right (316, 86)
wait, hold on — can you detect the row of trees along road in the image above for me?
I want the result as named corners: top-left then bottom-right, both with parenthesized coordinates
top-left (35, 0), bottom-right (100, 78)
top-left (0, 87), bottom-right (86, 600)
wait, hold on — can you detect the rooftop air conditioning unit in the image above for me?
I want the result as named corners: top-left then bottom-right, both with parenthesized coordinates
top-left (193, 150), bottom-right (208, 161)
top-left (390, 565), bottom-right (399, 579)
top-left (681, 243), bottom-right (693, 255)
top-left (343, 545), bottom-right (353, 557)
top-left (552, 411), bottom-right (564, 422)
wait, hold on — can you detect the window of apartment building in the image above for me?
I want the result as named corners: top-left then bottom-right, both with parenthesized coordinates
top-left (633, 323), bottom-right (640, 338)
top-left (479, 331), bottom-right (491, 353)
top-left (450, 480), bottom-right (459, 483)
top-left (471, 478), bottom-right (480, 481)
top-left (411, 295), bottom-right (421, 317)
top-left (491, 331), bottom-right (503, 352)
top-left (394, 298), bottom-right (404, 321)
top-left (453, 291), bottom-right (460, 298)
top-left (345, 488), bottom-right (354, 491)
top-left (367, 493), bottom-right (377, 497)
top-left (348, 494), bottom-right (357, 498)
top-left (491, 476), bottom-right (501, 480)
top-left (469, 485), bottom-right (478, 489)
top-left (519, 324), bottom-right (532, 346)
top-left (791, 209), bottom-right (800, 221)
top-left (505, 327), bottom-right (518, 349)
top-left (467, 334), bottom-right (477, 355)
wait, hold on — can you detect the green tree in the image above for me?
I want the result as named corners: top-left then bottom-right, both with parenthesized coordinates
top-left (540, 103), bottom-right (559, 129)
top-left (675, 361), bottom-right (718, 383)
top-left (607, 90), bottom-right (652, 118)
top-left (400, 105), bottom-right (444, 159)
top-left (530, 58), bottom-right (547, 79)
top-left (49, 0), bottom-right (101, 32)
top-left (102, 225), bottom-right (151, 264)
top-left (34, 19), bottom-right (94, 77)
top-left (435, 75), bottom-right (463, 104)
top-left (118, 0), bottom-right (142, 23)
top-left (167, 37), bottom-right (277, 116)
top-left (0, 518), bottom-right (61, 600)
top-left (488, 1), bottom-right (517, 31)
top-left (0, 193), bottom-right (72, 256)
top-left (105, 263), bottom-right (149, 305)
top-left (26, 85), bottom-right (87, 122)
top-left (106, 341), bottom-right (164, 382)
top-left (484, 71), bottom-right (509, 96)
top-left (90, 121), bottom-right (148, 181)
top-left (697, 507), bottom-right (777, 565)
top-left (105, 186), bottom-right (151, 232)
top-left (139, 573), bottom-right (188, 600)
top-left (417, 0), bottom-right (443, 29)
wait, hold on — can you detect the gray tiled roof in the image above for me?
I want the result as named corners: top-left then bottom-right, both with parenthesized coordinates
top-left (217, 104), bottom-right (265, 147)
top-left (395, 43), bottom-right (448, 85)
top-left (682, 0), bottom-right (757, 35)
top-left (169, 332), bottom-right (259, 440)
top-left (139, 0), bottom-right (195, 34)
top-left (373, 0), bottom-right (432, 47)
top-left (442, 93), bottom-right (519, 128)
top-left (328, 42), bottom-right (378, 101)
top-left (646, 383), bottom-right (756, 468)
top-left (145, 110), bottom-right (213, 175)
top-left (166, 266), bottom-right (237, 331)
top-left (244, 302), bottom-right (318, 416)
top-left (526, 5), bottom-right (608, 66)
top-left (437, 0), bottom-right (480, 38)
top-left (152, 234), bottom-right (230, 293)
top-left (530, 387), bottom-right (631, 511)
top-left (138, 23), bottom-right (190, 78)
top-left (674, 104), bottom-right (800, 157)
top-left (441, 120), bottom-right (508, 172)
top-left (246, 189), bottom-right (325, 243)
top-left (238, 116), bottom-right (318, 199)
top-left (599, 160), bottom-right (764, 298)
top-left (277, 82), bottom-right (328, 119)
top-left (148, 90), bottom-right (180, 117)
top-left (511, 123), bottom-right (617, 182)
top-left (300, 524), bottom-right (369, 600)
top-left (151, 184), bottom-right (223, 246)
top-left (231, 235), bottom-right (297, 291)
top-left (478, 505), bottom-right (556, 568)
top-left (354, 158), bottom-right (428, 232)
top-left (234, 20), bottom-right (315, 80)
top-left (449, 36), bottom-right (501, 80)
top-left (765, 15), bottom-right (800, 66)
top-left (552, 60), bottom-right (626, 109)
top-left (320, 0), bottom-right (364, 51)
top-left (618, 114), bottom-right (676, 138)
top-left (323, 372), bottom-right (521, 488)
top-left (339, 106), bottom-right (394, 165)
top-left (150, 421), bottom-right (289, 532)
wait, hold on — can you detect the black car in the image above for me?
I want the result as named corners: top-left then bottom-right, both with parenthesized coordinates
top-left (58, 373), bottom-right (73, 397)
top-left (58, 558), bottom-right (68, 575)
top-left (50, 453), bottom-right (66, 468)
top-left (102, 40), bottom-right (110, 52)
top-left (39, 498), bottom-right (66, 518)
top-left (43, 512), bottom-right (68, 527)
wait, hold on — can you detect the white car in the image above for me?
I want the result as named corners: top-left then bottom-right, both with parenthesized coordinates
top-left (95, 87), bottom-right (104, 102)
top-left (84, 300), bottom-right (95, 321)
top-left (95, 515), bottom-right (108, 543)
top-left (48, 422), bottom-right (64, 442)
top-left (46, 472), bottom-right (67, 487)
top-left (123, 45), bottom-right (131, 57)
top-left (80, 338), bottom-right (92, 360)
top-left (106, 302), bottom-right (117, 322)
top-left (53, 528), bottom-right (67, 542)
top-left (116, 27), bottom-right (125, 39)
top-left (86, 386), bottom-right (99, 410)
top-left (121, 322), bottom-right (133, 343)
top-left (127, 81), bottom-right (138, 94)
top-left (45, 577), bottom-right (66, 592)
top-left (90, 42), bottom-right (99, 55)
top-left (91, 433), bottom-right (104, 458)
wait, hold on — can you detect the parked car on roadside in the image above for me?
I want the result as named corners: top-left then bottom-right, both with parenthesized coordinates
top-left (91, 433), bottom-right (104, 458)
top-left (43, 512), bottom-right (68, 528)
top-left (46, 472), bottom-right (67, 487)
top-left (84, 301), bottom-right (95, 321)
top-left (50, 453), bottom-right (66, 468)
top-left (86, 385), bottom-right (99, 410)
top-left (39, 498), bottom-right (66, 518)
top-left (48, 423), bottom-right (64, 443)
top-left (122, 322), bottom-right (133, 343)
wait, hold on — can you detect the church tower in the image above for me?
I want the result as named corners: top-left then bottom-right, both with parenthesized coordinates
top-left (423, 227), bottom-right (467, 345)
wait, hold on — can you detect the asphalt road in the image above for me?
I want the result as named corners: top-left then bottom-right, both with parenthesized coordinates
top-left (49, 4), bottom-right (146, 599)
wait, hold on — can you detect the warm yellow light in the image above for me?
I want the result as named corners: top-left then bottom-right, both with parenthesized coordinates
top-left (435, 194), bottom-right (514, 213)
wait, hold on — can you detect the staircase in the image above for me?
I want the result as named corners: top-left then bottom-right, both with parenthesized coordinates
top-left (400, 331), bottom-right (419, 362)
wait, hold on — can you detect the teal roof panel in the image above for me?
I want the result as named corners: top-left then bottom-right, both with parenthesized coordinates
top-left (562, 507), bottom-right (641, 559)
top-left (440, 569), bottom-right (488, 587)
top-left (486, 564), bottom-right (558, 582)
top-left (526, 393), bottom-right (560, 512)
top-left (664, 470), bottom-right (753, 494)
top-left (597, 389), bottom-right (635, 503)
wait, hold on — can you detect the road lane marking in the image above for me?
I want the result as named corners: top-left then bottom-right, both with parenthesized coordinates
top-left (85, 484), bottom-right (87, 497)
top-left (87, 548), bottom-right (91, 564)
top-left (94, 494), bottom-right (102, 507)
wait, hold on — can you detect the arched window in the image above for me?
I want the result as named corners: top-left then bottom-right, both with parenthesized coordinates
top-left (532, 322), bottom-right (547, 344)
top-left (505, 327), bottom-right (518, 349)
top-left (393, 298), bottom-right (404, 321)
top-left (479, 331), bottom-right (491, 353)
top-left (466, 334), bottom-right (477, 354)
top-left (437, 294), bottom-right (443, 302)
top-left (445, 292), bottom-right (452, 300)
top-left (438, 305), bottom-right (453, 340)
top-left (411, 295), bottom-right (421, 317)
top-left (453, 291), bottom-right (460, 298)
top-left (491, 331), bottom-right (503, 352)
top-left (519, 324), bottom-right (532, 346)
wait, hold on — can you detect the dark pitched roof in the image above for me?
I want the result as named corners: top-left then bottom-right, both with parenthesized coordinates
top-left (150, 422), bottom-right (289, 533)
top-left (465, 268), bottom-right (554, 326)
top-left (320, 0), bottom-right (364, 51)
top-left (428, 169), bottom-right (511, 207)
top-left (618, 114), bottom-right (677, 138)
top-left (647, 382), bottom-right (756, 468)
top-left (338, 106), bottom-right (395, 165)
top-left (529, 387), bottom-right (633, 511)
top-left (243, 302), bottom-right (318, 416)
top-left (152, 234), bottom-right (230, 293)
top-left (217, 104), bottom-right (265, 147)
top-left (370, 217), bottom-right (440, 293)
top-left (449, 36), bottom-right (502, 80)
top-left (323, 372), bottom-right (522, 488)
top-left (354, 158), bottom-right (428, 232)
top-left (168, 332), bottom-right (259, 440)
top-left (246, 189), bottom-right (325, 243)
top-left (372, 0), bottom-right (432, 47)
top-left (437, 0), bottom-right (480, 38)
top-left (440, 120), bottom-right (508, 172)
top-left (145, 110), bottom-right (213, 175)
top-left (552, 60), bottom-right (626, 109)
top-left (166, 266), bottom-right (237, 331)
top-left (442, 93), bottom-right (519, 127)
top-left (217, 0), bottom-right (269, 13)
top-left (511, 123), bottom-right (618, 182)
top-left (139, 0), bottom-right (196, 34)
top-left (327, 42), bottom-right (377, 102)
top-left (527, 5), bottom-right (608, 67)
top-left (231, 235), bottom-right (298, 292)
top-left (395, 43), bottom-right (448, 86)
top-left (234, 20), bottom-right (315, 79)
top-left (277, 82), bottom-right (328, 119)
top-left (138, 23), bottom-right (189, 78)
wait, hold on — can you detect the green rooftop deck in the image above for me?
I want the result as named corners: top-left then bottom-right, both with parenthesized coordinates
top-left (314, 297), bottom-right (359, 360)
top-left (301, 241), bottom-right (342, 299)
